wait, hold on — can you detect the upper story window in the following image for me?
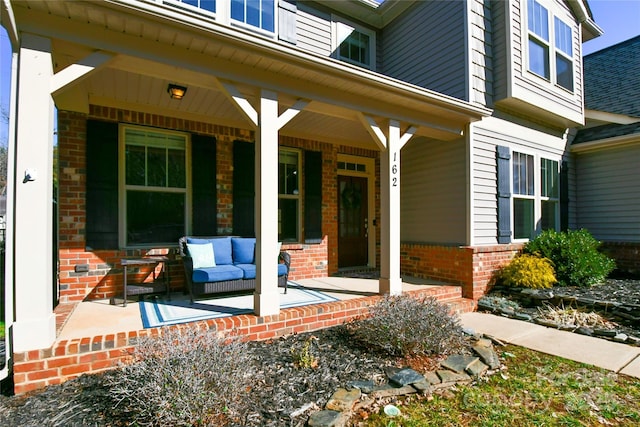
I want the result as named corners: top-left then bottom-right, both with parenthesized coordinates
top-left (231, 0), bottom-right (275, 32)
top-left (526, 0), bottom-right (574, 91)
top-left (121, 126), bottom-right (189, 246)
top-left (332, 17), bottom-right (376, 70)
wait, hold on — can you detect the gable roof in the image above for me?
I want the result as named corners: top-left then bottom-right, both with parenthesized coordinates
top-left (583, 35), bottom-right (640, 117)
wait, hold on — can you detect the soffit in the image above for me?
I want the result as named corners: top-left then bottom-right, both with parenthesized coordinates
top-left (13, 0), bottom-right (489, 146)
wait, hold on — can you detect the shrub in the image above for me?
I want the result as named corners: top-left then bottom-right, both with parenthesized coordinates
top-left (348, 294), bottom-right (466, 357)
top-left (524, 229), bottom-right (616, 287)
top-left (498, 254), bottom-right (556, 289)
top-left (107, 327), bottom-right (254, 426)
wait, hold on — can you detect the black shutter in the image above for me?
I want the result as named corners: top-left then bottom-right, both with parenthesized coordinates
top-left (86, 120), bottom-right (119, 250)
top-left (191, 134), bottom-right (217, 235)
top-left (496, 145), bottom-right (511, 244)
top-left (560, 161), bottom-right (569, 231)
top-left (304, 150), bottom-right (322, 243)
top-left (278, 0), bottom-right (297, 44)
top-left (233, 141), bottom-right (255, 237)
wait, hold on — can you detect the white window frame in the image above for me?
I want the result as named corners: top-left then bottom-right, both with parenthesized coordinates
top-left (118, 124), bottom-right (192, 248)
top-left (278, 148), bottom-right (302, 242)
top-left (230, 0), bottom-right (277, 35)
top-left (331, 16), bottom-right (376, 71)
top-left (525, 0), bottom-right (575, 92)
top-left (512, 150), bottom-right (560, 241)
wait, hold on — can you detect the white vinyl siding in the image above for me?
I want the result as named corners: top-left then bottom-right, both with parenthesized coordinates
top-left (382, 0), bottom-right (467, 101)
top-left (295, 3), bottom-right (332, 56)
top-left (575, 144), bottom-right (640, 242)
top-left (401, 138), bottom-right (467, 245)
top-left (493, 0), bottom-right (584, 124)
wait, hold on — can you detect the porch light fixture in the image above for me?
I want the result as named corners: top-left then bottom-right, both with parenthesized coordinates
top-left (167, 84), bottom-right (188, 100)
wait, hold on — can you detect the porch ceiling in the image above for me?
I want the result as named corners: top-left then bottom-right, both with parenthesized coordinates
top-left (12, 0), bottom-right (490, 147)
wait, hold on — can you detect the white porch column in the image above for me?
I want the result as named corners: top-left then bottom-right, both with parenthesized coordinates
top-left (378, 120), bottom-right (415, 295)
top-left (11, 34), bottom-right (56, 351)
top-left (218, 82), bottom-right (306, 317)
top-left (253, 89), bottom-right (280, 316)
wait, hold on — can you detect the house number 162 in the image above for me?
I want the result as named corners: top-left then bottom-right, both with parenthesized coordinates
top-left (391, 151), bottom-right (398, 187)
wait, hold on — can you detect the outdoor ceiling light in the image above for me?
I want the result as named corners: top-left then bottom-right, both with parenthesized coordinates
top-left (167, 84), bottom-right (188, 100)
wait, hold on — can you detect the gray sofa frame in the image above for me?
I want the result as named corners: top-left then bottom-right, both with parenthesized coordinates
top-left (178, 236), bottom-right (290, 303)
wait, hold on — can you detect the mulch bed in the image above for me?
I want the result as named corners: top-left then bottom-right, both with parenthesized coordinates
top-left (1, 278), bottom-right (639, 426)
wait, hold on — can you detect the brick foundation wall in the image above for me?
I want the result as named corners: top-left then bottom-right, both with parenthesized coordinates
top-left (401, 243), bottom-right (523, 300)
top-left (601, 242), bottom-right (640, 277)
top-left (57, 107), bottom-right (380, 302)
top-left (12, 285), bottom-right (468, 395)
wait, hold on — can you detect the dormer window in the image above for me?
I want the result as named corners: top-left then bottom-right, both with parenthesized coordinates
top-left (527, 0), bottom-right (574, 92)
top-left (332, 17), bottom-right (376, 70)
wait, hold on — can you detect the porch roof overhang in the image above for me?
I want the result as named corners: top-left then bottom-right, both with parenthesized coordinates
top-left (9, 0), bottom-right (490, 148)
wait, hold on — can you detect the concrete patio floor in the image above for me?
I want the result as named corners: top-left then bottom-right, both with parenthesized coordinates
top-left (56, 276), bottom-right (458, 341)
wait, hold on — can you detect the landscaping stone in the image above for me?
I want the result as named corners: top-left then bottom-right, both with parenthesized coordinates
top-left (385, 367), bottom-right (425, 386)
top-left (346, 380), bottom-right (376, 393)
top-left (614, 333), bottom-right (628, 343)
top-left (325, 388), bottom-right (361, 412)
top-left (441, 355), bottom-right (479, 374)
top-left (436, 369), bottom-right (471, 384)
top-left (472, 342), bottom-right (501, 369)
top-left (576, 326), bottom-right (594, 336)
top-left (371, 384), bottom-right (418, 398)
top-left (308, 410), bottom-right (342, 427)
top-left (593, 329), bottom-right (618, 337)
top-left (465, 359), bottom-right (489, 376)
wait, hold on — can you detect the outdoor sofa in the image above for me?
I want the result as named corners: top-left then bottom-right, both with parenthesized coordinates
top-left (178, 236), bottom-right (290, 303)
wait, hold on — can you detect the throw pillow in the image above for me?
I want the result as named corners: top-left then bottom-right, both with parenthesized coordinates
top-left (187, 242), bottom-right (216, 269)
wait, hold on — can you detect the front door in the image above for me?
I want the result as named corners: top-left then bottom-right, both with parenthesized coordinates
top-left (338, 175), bottom-right (368, 268)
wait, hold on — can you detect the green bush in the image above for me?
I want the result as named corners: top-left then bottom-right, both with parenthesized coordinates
top-left (498, 254), bottom-right (556, 289)
top-left (347, 294), bottom-right (466, 357)
top-left (523, 229), bottom-right (615, 287)
top-left (107, 327), bottom-right (254, 426)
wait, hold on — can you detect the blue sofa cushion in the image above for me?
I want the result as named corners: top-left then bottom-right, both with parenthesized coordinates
top-left (187, 236), bottom-right (233, 265)
top-left (192, 264), bottom-right (244, 283)
top-left (232, 237), bottom-right (256, 264)
top-left (235, 264), bottom-right (256, 279)
top-left (278, 263), bottom-right (288, 277)
top-left (235, 263), bottom-right (288, 280)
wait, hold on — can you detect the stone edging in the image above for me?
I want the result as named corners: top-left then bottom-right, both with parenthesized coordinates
top-left (306, 333), bottom-right (502, 427)
top-left (479, 287), bottom-right (640, 346)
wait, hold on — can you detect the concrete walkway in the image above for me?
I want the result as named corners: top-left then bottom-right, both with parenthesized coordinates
top-left (461, 312), bottom-right (640, 379)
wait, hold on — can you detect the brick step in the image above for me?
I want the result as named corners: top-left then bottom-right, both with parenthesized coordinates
top-left (445, 297), bottom-right (478, 315)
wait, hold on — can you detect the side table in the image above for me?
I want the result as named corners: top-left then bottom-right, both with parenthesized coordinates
top-left (114, 257), bottom-right (172, 307)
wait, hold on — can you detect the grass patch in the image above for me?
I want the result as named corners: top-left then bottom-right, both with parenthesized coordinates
top-left (0, 321), bottom-right (4, 340)
top-left (360, 345), bottom-right (640, 426)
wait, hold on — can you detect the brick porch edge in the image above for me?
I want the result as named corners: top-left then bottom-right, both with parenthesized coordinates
top-left (12, 286), bottom-right (474, 395)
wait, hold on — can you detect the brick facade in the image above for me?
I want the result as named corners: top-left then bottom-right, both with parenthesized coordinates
top-left (56, 107), bottom-right (380, 303)
top-left (401, 243), bottom-right (523, 299)
top-left (601, 242), bottom-right (640, 277)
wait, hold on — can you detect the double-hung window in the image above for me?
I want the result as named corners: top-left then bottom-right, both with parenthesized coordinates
top-left (278, 149), bottom-right (300, 242)
top-left (332, 18), bottom-right (376, 70)
top-left (231, 0), bottom-right (275, 32)
top-left (527, 0), bottom-right (574, 91)
top-left (512, 151), bottom-right (559, 240)
top-left (121, 126), bottom-right (189, 246)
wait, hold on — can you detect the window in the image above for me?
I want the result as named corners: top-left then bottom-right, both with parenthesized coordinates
top-left (513, 152), bottom-right (535, 240)
top-left (512, 152), bottom-right (559, 240)
top-left (540, 158), bottom-right (559, 230)
top-left (172, 0), bottom-right (216, 13)
top-left (333, 19), bottom-right (376, 70)
top-left (278, 150), bottom-right (300, 241)
top-left (526, 0), bottom-right (574, 91)
top-left (122, 126), bottom-right (188, 246)
top-left (231, 0), bottom-right (275, 32)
